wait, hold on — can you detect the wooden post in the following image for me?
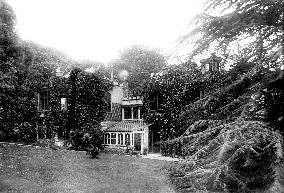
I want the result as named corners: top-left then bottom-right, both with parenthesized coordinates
top-left (123, 133), bottom-right (125, 146)
top-left (138, 107), bottom-right (141, 119)
top-left (152, 129), bottom-right (154, 153)
top-left (141, 132), bottom-right (143, 154)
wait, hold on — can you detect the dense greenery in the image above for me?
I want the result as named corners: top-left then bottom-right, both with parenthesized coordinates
top-left (143, 58), bottom-right (227, 140)
top-left (0, 1), bottom-right (109, 156)
top-left (111, 45), bottom-right (166, 95)
top-left (180, 0), bottom-right (283, 68)
top-left (0, 0), bottom-right (37, 138)
top-left (157, 0), bottom-right (284, 192)
top-left (68, 124), bottom-right (104, 158)
top-left (165, 121), bottom-right (283, 192)
top-left (65, 69), bottom-right (111, 138)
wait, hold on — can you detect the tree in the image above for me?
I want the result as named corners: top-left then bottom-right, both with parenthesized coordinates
top-left (65, 68), bottom-right (82, 139)
top-left (65, 68), bottom-right (111, 139)
top-left (180, 0), bottom-right (284, 68)
top-left (111, 45), bottom-right (166, 95)
top-left (0, 0), bottom-right (24, 138)
top-left (76, 71), bottom-right (111, 127)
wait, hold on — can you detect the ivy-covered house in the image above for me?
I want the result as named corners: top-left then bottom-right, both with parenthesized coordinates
top-left (101, 81), bottom-right (150, 154)
top-left (35, 69), bottom-right (68, 139)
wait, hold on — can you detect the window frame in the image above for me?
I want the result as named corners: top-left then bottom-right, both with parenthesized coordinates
top-left (110, 133), bottom-right (116, 144)
top-left (105, 133), bottom-right (110, 144)
top-left (39, 90), bottom-right (50, 111)
top-left (118, 133), bottom-right (124, 145)
top-left (124, 107), bottom-right (132, 119)
top-left (125, 133), bottom-right (130, 146)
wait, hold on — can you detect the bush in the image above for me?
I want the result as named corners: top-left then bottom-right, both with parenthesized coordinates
top-left (161, 120), bottom-right (223, 158)
top-left (161, 136), bottom-right (193, 157)
top-left (165, 121), bottom-right (283, 193)
top-left (69, 125), bottom-right (104, 157)
top-left (143, 147), bottom-right (148, 155)
top-left (103, 147), bottom-right (126, 155)
top-left (14, 122), bottom-right (37, 143)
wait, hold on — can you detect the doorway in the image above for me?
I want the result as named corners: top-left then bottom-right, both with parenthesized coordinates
top-left (149, 124), bottom-right (161, 153)
top-left (134, 133), bottom-right (142, 151)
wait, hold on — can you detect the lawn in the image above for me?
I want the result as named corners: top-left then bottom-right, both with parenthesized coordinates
top-left (0, 143), bottom-right (175, 193)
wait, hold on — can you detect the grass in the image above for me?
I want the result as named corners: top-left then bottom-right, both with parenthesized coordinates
top-left (0, 143), bottom-right (175, 193)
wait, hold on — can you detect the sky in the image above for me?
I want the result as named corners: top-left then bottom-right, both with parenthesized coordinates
top-left (6, 0), bottom-right (203, 64)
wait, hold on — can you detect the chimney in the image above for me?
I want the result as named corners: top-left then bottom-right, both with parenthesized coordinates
top-left (110, 64), bottom-right (114, 82)
top-left (122, 81), bottom-right (129, 98)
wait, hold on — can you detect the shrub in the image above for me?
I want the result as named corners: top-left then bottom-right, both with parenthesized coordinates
top-left (15, 122), bottom-right (37, 143)
top-left (161, 120), bottom-right (224, 158)
top-left (165, 121), bottom-right (283, 193)
top-left (103, 147), bottom-right (126, 155)
top-left (161, 136), bottom-right (193, 157)
top-left (143, 147), bottom-right (148, 155)
top-left (69, 125), bottom-right (104, 157)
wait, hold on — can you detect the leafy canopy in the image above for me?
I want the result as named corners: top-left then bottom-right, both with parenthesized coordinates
top-left (111, 45), bottom-right (166, 95)
top-left (180, 0), bottom-right (283, 67)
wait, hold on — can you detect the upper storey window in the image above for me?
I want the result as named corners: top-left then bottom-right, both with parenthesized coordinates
top-left (149, 94), bottom-right (162, 110)
top-left (124, 107), bottom-right (132, 119)
top-left (123, 106), bottom-right (142, 120)
top-left (39, 91), bottom-right (49, 111)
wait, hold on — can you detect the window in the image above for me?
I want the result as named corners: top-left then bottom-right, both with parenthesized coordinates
top-left (118, 133), bottom-right (123, 145)
top-left (140, 107), bottom-right (143, 119)
top-left (133, 107), bottom-right (139, 119)
top-left (61, 98), bottom-right (67, 110)
top-left (124, 107), bottom-right (131, 119)
top-left (149, 94), bottom-right (162, 110)
top-left (123, 106), bottom-right (142, 119)
top-left (125, 133), bottom-right (130, 146)
top-left (39, 91), bottom-right (49, 111)
top-left (105, 133), bottom-right (110, 144)
top-left (110, 133), bottom-right (116, 144)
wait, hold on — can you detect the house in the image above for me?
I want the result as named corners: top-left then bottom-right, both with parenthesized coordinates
top-left (101, 81), bottom-right (149, 154)
top-left (200, 53), bottom-right (222, 74)
top-left (35, 69), bottom-right (67, 139)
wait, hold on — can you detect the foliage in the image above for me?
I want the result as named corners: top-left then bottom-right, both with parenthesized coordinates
top-left (166, 121), bottom-right (283, 192)
top-left (68, 124), bottom-right (104, 156)
top-left (161, 120), bottom-right (223, 158)
top-left (143, 61), bottom-right (227, 140)
top-left (14, 122), bottom-right (37, 143)
top-left (23, 41), bottom-right (74, 77)
top-left (1, 1), bottom-right (77, 139)
top-left (76, 71), bottom-right (111, 126)
top-left (161, 136), bottom-right (188, 158)
top-left (65, 69), bottom-right (111, 139)
top-left (260, 70), bottom-right (284, 133)
top-left (180, 0), bottom-right (284, 68)
top-left (176, 67), bottom-right (276, 131)
top-left (65, 68), bottom-right (82, 138)
top-left (0, 1), bottom-right (38, 135)
top-left (165, 161), bottom-right (196, 192)
top-left (111, 45), bottom-right (166, 95)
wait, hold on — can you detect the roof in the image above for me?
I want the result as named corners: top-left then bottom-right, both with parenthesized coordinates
top-left (103, 120), bottom-right (148, 132)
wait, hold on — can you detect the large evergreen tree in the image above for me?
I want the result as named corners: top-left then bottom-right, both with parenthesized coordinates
top-left (179, 0), bottom-right (283, 68)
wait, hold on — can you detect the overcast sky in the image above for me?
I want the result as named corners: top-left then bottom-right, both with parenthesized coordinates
top-left (7, 0), bottom-right (203, 64)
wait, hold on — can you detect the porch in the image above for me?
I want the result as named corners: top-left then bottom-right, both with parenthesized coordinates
top-left (102, 120), bottom-right (149, 154)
